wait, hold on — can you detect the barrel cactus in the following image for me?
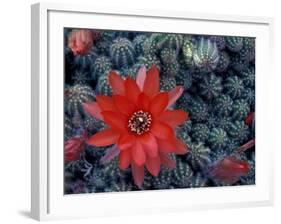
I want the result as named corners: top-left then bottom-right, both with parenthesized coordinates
top-left (187, 142), bottom-right (211, 170)
top-left (213, 94), bottom-right (233, 116)
top-left (175, 69), bottom-right (193, 90)
top-left (65, 84), bottom-right (95, 116)
top-left (215, 51), bottom-right (230, 73)
top-left (172, 158), bottom-right (193, 188)
top-left (198, 73), bottom-right (223, 100)
top-left (160, 75), bottom-right (177, 91)
top-left (231, 99), bottom-right (250, 120)
top-left (193, 38), bottom-right (220, 72)
top-left (110, 37), bottom-right (136, 68)
top-left (208, 128), bottom-right (228, 149)
top-left (224, 75), bottom-right (244, 99)
top-left (160, 47), bottom-right (178, 64)
top-left (225, 36), bottom-right (243, 52)
top-left (96, 74), bottom-right (112, 96)
top-left (227, 121), bottom-right (250, 144)
top-left (240, 67), bottom-right (255, 88)
top-left (182, 37), bottom-right (195, 66)
top-left (191, 123), bottom-right (210, 143)
top-left (91, 56), bottom-right (112, 80)
top-left (133, 34), bottom-right (147, 56)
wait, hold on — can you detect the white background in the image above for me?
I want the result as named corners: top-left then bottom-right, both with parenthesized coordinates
top-left (0, 0), bottom-right (279, 223)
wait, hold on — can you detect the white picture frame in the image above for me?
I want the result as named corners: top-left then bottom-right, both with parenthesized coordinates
top-left (31, 2), bottom-right (274, 221)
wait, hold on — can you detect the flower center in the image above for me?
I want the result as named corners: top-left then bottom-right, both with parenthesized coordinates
top-left (128, 110), bottom-right (152, 135)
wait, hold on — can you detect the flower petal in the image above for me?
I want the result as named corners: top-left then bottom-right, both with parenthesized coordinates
top-left (87, 128), bottom-right (119, 147)
top-left (150, 92), bottom-right (169, 117)
top-left (119, 150), bottom-right (131, 170)
top-left (138, 133), bottom-right (158, 157)
top-left (83, 102), bottom-right (103, 120)
top-left (137, 93), bottom-right (150, 111)
top-left (132, 164), bottom-right (144, 188)
top-left (158, 110), bottom-right (188, 127)
top-left (143, 65), bottom-right (160, 98)
top-left (101, 111), bottom-right (127, 132)
top-left (167, 86), bottom-right (184, 108)
top-left (132, 141), bottom-right (146, 166)
top-left (113, 95), bottom-right (136, 116)
top-left (136, 65), bottom-right (146, 91)
top-left (108, 71), bottom-right (125, 95)
top-left (96, 95), bottom-right (117, 112)
top-left (159, 152), bottom-right (176, 169)
top-left (118, 134), bottom-right (136, 151)
top-left (157, 137), bottom-right (188, 155)
top-left (151, 122), bottom-right (173, 139)
top-left (146, 156), bottom-right (161, 176)
top-left (100, 145), bottom-right (120, 164)
top-left (125, 78), bottom-right (141, 104)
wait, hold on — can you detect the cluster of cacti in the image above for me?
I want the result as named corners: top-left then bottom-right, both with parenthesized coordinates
top-left (64, 28), bottom-right (255, 194)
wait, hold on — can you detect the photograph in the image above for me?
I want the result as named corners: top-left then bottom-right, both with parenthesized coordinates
top-left (63, 28), bottom-right (255, 194)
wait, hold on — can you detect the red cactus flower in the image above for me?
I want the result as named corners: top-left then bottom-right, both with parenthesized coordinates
top-left (208, 156), bottom-right (250, 185)
top-left (68, 29), bottom-right (94, 56)
top-left (83, 65), bottom-right (189, 187)
top-left (245, 112), bottom-right (254, 125)
top-left (65, 131), bottom-right (87, 162)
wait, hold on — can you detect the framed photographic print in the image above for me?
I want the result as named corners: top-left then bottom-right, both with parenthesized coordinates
top-left (31, 2), bottom-right (274, 221)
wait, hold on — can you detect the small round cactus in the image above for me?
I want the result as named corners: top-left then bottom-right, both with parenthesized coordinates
top-left (231, 54), bottom-right (249, 72)
top-left (198, 73), bottom-right (223, 100)
top-left (137, 54), bottom-right (161, 71)
top-left (206, 113), bottom-right (219, 129)
top-left (216, 116), bottom-right (232, 131)
top-left (132, 34), bottom-right (147, 55)
top-left (191, 123), bottom-right (210, 143)
top-left (95, 40), bottom-right (111, 55)
top-left (91, 56), bottom-right (112, 80)
top-left (187, 142), bottom-right (211, 170)
top-left (187, 97), bottom-right (209, 122)
top-left (161, 60), bottom-right (180, 77)
top-left (193, 38), bottom-right (220, 72)
top-left (175, 69), bottom-right (193, 90)
top-left (152, 167), bottom-right (173, 189)
top-left (208, 128), bottom-right (228, 149)
top-left (188, 173), bottom-right (208, 188)
top-left (210, 36), bottom-right (226, 50)
top-left (73, 48), bottom-right (98, 72)
top-left (215, 51), bottom-right (230, 73)
top-left (239, 37), bottom-right (255, 62)
top-left (213, 94), bottom-right (233, 116)
top-left (160, 47), bottom-right (178, 64)
top-left (111, 178), bottom-right (133, 192)
top-left (110, 37), bottom-right (136, 68)
top-left (182, 37), bottom-right (195, 66)
top-left (240, 67), bottom-right (255, 88)
top-left (143, 34), bottom-right (160, 55)
top-left (71, 70), bottom-right (92, 85)
top-left (172, 157), bottom-right (193, 187)
top-left (161, 34), bottom-right (184, 52)
top-left (160, 75), bottom-right (177, 91)
top-left (96, 74), bottom-right (112, 96)
top-left (231, 99), bottom-right (250, 120)
top-left (225, 36), bottom-right (243, 52)
top-left (224, 76), bottom-right (244, 99)
top-left (65, 84), bottom-right (95, 116)
top-left (227, 121), bottom-right (250, 144)
top-left (242, 88), bottom-right (255, 110)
